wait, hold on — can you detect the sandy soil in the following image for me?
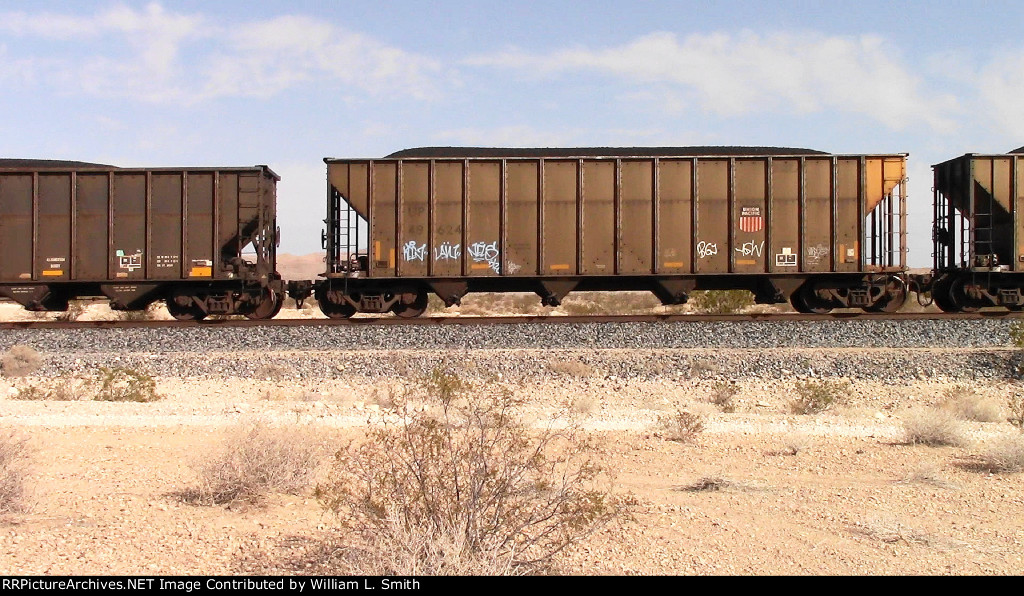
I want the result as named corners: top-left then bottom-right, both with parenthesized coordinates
top-left (1, 369), bottom-right (1022, 576)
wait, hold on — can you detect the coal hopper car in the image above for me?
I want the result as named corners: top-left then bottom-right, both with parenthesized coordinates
top-left (0, 160), bottom-right (284, 320)
top-left (316, 147), bottom-right (908, 317)
top-left (931, 148), bottom-right (1024, 311)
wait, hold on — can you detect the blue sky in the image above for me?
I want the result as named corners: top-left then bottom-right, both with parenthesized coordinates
top-left (2, 1), bottom-right (1023, 266)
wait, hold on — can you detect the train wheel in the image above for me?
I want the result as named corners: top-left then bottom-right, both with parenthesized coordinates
top-left (931, 277), bottom-right (959, 313)
top-left (245, 289), bottom-right (284, 320)
top-left (392, 290), bottom-right (429, 318)
top-left (319, 292), bottom-right (357, 319)
top-left (864, 282), bottom-right (907, 313)
top-left (166, 297), bottom-right (207, 321)
top-left (950, 277), bottom-right (982, 313)
top-left (790, 284), bottom-right (832, 314)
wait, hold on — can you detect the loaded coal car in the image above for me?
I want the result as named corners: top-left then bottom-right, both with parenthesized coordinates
top-left (317, 147), bottom-right (908, 317)
top-left (930, 147), bottom-right (1024, 311)
top-left (0, 160), bottom-right (285, 320)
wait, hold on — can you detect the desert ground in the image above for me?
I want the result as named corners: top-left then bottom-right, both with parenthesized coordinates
top-left (1, 354), bottom-right (1023, 575)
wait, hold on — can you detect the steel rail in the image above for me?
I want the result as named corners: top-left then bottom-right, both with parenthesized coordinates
top-left (1, 310), bottom-right (1022, 330)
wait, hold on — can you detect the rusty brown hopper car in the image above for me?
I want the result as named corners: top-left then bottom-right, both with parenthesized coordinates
top-left (318, 147), bottom-right (908, 317)
top-left (0, 161), bottom-right (284, 320)
top-left (931, 148), bottom-right (1024, 311)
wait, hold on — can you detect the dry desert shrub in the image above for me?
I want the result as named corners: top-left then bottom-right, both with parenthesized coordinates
top-left (896, 464), bottom-right (957, 489)
top-left (255, 363), bottom-right (288, 382)
top-left (0, 430), bottom-right (31, 513)
top-left (558, 292), bottom-right (661, 315)
top-left (708, 381), bottom-right (738, 412)
top-left (13, 376), bottom-right (85, 401)
top-left (187, 422), bottom-right (321, 506)
top-left (1, 345), bottom-right (42, 378)
top-left (316, 368), bottom-right (625, 575)
top-left (659, 409), bottom-right (705, 442)
top-left (678, 476), bottom-right (731, 492)
top-left (459, 293), bottom-right (550, 316)
top-left (688, 359), bottom-right (719, 377)
top-left (902, 408), bottom-right (965, 447)
top-left (767, 434), bottom-right (811, 456)
top-left (941, 385), bottom-right (1003, 422)
top-left (850, 517), bottom-right (933, 545)
top-left (973, 434), bottom-right (1024, 473)
top-left (1008, 393), bottom-right (1024, 431)
top-left (788, 379), bottom-right (846, 415)
top-left (688, 290), bottom-right (754, 314)
top-left (569, 395), bottom-right (599, 415)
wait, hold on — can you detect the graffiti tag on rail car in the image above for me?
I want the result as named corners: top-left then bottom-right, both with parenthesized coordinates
top-left (434, 242), bottom-right (461, 261)
top-left (806, 244), bottom-right (829, 264)
top-left (696, 241), bottom-right (718, 259)
top-left (402, 241), bottom-right (427, 262)
top-left (734, 240), bottom-right (764, 257)
top-left (467, 241), bottom-right (500, 273)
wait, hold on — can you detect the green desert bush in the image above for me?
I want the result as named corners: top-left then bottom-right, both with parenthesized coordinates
top-left (93, 367), bottom-right (161, 403)
top-left (688, 290), bottom-right (754, 315)
top-left (788, 379), bottom-right (846, 415)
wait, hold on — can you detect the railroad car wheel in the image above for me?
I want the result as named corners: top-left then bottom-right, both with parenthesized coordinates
top-left (865, 283), bottom-right (907, 313)
top-left (166, 297), bottom-right (207, 321)
top-left (931, 277), bottom-right (959, 313)
top-left (392, 290), bottom-right (429, 318)
top-left (319, 294), bottom-right (357, 319)
top-left (245, 290), bottom-right (284, 320)
top-left (791, 284), bottom-right (832, 314)
top-left (950, 277), bottom-right (982, 313)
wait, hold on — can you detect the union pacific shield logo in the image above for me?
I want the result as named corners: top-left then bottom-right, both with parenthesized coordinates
top-left (739, 206), bottom-right (763, 233)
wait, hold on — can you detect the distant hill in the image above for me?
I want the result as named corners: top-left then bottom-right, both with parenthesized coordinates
top-left (276, 253), bottom-right (325, 281)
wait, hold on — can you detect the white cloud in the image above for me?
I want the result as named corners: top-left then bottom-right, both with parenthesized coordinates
top-left (200, 15), bottom-right (443, 101)
top-left (976, 51), bottom-right (1024, 141)
top-left (468, 31), bottom-right (960, 133)
top-left (0, 3), bottom-right (444, 104)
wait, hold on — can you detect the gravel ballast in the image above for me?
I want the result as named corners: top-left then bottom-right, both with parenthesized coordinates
top-left (0, 318), bottom-right (1017, 354)
top-left (0, 318), bottom-right (1022, 382)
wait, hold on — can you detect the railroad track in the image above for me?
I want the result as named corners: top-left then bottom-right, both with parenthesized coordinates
top-left (2, 310), bottom-right (1023, 330)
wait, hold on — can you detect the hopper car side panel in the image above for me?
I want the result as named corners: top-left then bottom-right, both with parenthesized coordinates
top-left (0, 166), bottom-right (283, 318)
top-left (320, 152), bottom-right (907, 316)
top-left (931, 153), bottom-right (1024, 310)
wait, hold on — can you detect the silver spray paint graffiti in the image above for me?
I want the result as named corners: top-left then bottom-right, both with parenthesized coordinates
top-left (467, 241), bottom-right (500, 273)
top-left (402, 241), bottom-right (427, 262)
top-left (806, 244), bottom-right (829, 265)
top-left (696, 241), bottom-right (718, 259)
top-left (434, 242), bottom-right (461, 261)
top-left (734, 240), bottom-right (764, 257)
